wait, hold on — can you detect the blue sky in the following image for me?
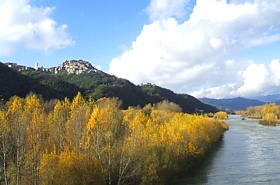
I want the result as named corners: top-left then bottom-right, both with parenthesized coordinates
top-left (1, 0), bottom-right (280, 98)
top-left (1, 0), bottom-right (151, 70)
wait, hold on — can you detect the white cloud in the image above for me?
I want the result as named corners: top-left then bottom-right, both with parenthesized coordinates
top-left (210, 38), bottom-right (223, 49)
top-left (192, 59), bottom-right (280, 98)
top-left (109, 0), bottom-right (280, 98)
top-left (0, 0), bottom-right (73, 56)
top-left (269, 59), bottom-right (280, 86)
top-left (189, 0), bottom-right (257, 23)
top-left (146, 0), bottom-right (190, 21)
top-left (192, 83), bottom-right (237, 99)
top-left (236, 63), bottom-right (269, 95)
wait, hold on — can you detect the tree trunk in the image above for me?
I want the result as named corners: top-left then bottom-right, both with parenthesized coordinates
top-left (2, 142), bottom-right (8, 185)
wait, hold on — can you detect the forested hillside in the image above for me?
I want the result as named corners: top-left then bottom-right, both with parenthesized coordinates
top-left (0, 62), bottom-right (218, 113)
top-left (0, 93), bottom-right (228, 184)
top-left (0, 63), bottom-right (73, 100)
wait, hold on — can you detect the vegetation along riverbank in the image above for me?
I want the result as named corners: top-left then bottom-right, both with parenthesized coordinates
top-left (236, 103), bottom-right (280, 126)
top-left (0, 92), bottom-right (228, 185)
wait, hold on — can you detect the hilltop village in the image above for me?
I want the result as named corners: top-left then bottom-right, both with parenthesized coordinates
top-left (5, 60), bottom-right (99, 74)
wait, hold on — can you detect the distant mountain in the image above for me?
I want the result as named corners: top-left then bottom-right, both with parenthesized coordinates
top-left (0, 60), bottom-right (218, 113)
top-left (250, 94), bottom-right (280, 103)
top-left (199, 97), bottom-right (266, 111)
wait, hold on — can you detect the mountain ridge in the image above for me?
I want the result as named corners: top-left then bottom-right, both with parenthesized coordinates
top-left (1, 60), bottom-right (218, 113)
top-left (199, 97), bottom-right (267, 111)
top-left (250, 94), bottom-right (280, 103)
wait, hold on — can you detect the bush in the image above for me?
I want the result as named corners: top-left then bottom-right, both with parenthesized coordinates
top-left (259, 113), bottom-right (280, 126)
top-left (213, 111), bottom-right (228, 120)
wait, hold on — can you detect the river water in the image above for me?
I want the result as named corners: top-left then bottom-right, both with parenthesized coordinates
top-left (175, 115), bottom-right (280, 185)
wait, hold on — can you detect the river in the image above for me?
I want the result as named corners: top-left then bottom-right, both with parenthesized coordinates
top-left (175, 115), bottom-right (280, 185)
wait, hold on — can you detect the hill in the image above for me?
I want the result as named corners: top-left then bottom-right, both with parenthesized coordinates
top-left (141, 84), bottom-right (218, 113)
top-left (0, 62), bottom-right (81, 100)
top-left (0, 60), bottom-right (218, 113)
top-left (199, 97), bottom-right (266, 111)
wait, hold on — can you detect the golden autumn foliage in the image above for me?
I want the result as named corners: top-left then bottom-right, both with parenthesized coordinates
top-left (0, 93), bottom-right (228, 185)
top-left (40, 149), bottom-right (105, 185)
top-left (259, 112), bottom-right (280, 126)
top-left (213, 111), bottom-right (229, 120)
top-left (244, 104), bottom-right (280, 126)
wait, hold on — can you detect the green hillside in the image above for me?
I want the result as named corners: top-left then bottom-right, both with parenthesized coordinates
top-left (0, 63), bottom-right (76, 100)
top-left (0, 62), bottom-right (218, 113)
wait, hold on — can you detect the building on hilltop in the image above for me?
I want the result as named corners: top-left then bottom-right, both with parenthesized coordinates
top-left (35, 62), bottom-right (39, 71)
top-left (4, 60), bottom-right (99, 74)
top-left (54, 60), bottom-right (98, 74)
top-left (5, 62), bottom-right (33, 71)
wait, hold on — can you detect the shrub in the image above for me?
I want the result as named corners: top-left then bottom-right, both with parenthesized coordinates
top-left (259, 113), bottom-right (280, 126)
top-left (213, 111), bottom-right (228, 120)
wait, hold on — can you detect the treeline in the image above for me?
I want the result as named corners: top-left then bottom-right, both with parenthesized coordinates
top-left (0, 93), bottom-right (228, 185)
top-left (236, 103), bottom-right (280, 126)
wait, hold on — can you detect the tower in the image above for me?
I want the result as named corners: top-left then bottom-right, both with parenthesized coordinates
top-left (35, 62), bottom-right (39, 70)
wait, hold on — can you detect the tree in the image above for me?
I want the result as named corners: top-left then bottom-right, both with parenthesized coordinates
top-left (6, 96), bottom-right (26, 185)
top-left (155, 100), bottom-right (182, 113)
top-left (40, 149), bottom-right (105, 185)
top-left (0, 92), bottom-right (230, 185)
top-left (84, 97), bottom-right (124, 185)
top-left (65, 92), bottom-right (91, 151)
top-left (47, 98), bottom-right (71, 153)
top-left (260, 103), bottom-right (280, 118)
top-left (246, 106), bottom-right (262, 118)
top-left (22, 94), bottom-right (46, 185)
top-left (0, 111), bottom-right (9, 185)
top-left (213, 111), bottom-right (228, 120)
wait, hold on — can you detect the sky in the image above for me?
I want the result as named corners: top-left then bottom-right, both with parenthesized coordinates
top-left (1, 0), bottom-right (280, 99)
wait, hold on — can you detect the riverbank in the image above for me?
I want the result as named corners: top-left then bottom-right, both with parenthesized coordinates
top-left (174, 115), bottom-right (280, 184)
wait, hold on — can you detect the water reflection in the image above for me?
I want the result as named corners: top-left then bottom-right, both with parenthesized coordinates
top-left (175, 133), bottom-right (226, 185)
top-left (175, 115), bottom-right (280, 184)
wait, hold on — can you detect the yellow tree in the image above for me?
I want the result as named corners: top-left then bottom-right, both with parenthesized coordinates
top-left (6, 96), bottom-right (26, 185)
top-left (65, 92), bottom-right (91, 151)
top-left (115, 108), bottom-right (151, 184)
top-left (155, 100), bottom-right (182, 113)
top-left (213, 111), bottom-right (228, 120)
top-left (47, 98), bottom-right (71, 153)
top-left (260, 103), bottom-right (280, 118)
top-left (84, 97), bottom-right (124, 185)
top-left (22, 94), bottom-right (46, 185)
top-left (0, 111), bottom-right (9, 185)
top-left (39, 149), bottom-right (105, 185)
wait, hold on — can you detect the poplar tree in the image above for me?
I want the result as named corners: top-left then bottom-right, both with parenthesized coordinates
top-left (66, 92), bottom-right (91, 151)
top-left (22, 94), bottom-right (46, 185)
top-left (6, 97), bottom-right (26, 185)
top-left (84, 97), bottom-right (123, 185)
